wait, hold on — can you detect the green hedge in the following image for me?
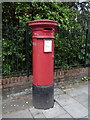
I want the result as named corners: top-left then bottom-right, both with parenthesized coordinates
top-left (2, 2), bottom-right (90, 75)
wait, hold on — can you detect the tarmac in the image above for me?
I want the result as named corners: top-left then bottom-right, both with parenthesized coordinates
top-left (1, 83), bottom-right (88, 119)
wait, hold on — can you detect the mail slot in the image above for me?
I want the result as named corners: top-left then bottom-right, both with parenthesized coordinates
top-left (44, 28), bottom-right (53, 30)
top-left (28, 19), bottom-right (58, 109)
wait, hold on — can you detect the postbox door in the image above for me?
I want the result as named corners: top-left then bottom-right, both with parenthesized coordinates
top-left (33, 38), bottom-right (54, 86)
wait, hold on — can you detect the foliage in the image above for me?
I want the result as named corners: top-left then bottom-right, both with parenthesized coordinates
top-left (77, 2), bottom-right (90, 29)
top-left (81, 76), bottom-right (90, 81)
top-left (2, 2), bottom-right (77, 28)
top-left (2, 2), bottom-right (89, 75)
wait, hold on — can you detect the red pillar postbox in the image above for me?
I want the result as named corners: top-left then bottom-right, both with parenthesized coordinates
top-left (28, 19), bottom-right (58, 109)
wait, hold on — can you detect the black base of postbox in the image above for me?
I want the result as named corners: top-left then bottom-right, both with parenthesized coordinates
top-left (32, 84), bottom-right (54, 110)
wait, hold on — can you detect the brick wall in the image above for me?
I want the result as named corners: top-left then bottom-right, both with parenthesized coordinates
top-left (55, 67), bottom-right (89, 81)
top-left (0, 76), bottom-right (2, 89)
top-left (88, 67), bottom-right (90, 77)
top-left (54, 67), bottom-right (89, 87)
top-left (2, 67), bottom-right (89, 89)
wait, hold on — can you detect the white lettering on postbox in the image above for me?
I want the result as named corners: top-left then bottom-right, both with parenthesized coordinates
top-left (44, 40), bottom-right (52, 52)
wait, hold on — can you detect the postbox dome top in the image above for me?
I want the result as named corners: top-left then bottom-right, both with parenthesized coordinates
top-left (28, 19), bottom-right (58, 27)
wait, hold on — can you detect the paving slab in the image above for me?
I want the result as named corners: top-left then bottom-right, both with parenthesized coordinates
top-left (2, 97), bottom-right (29, 114)
top-left (0, 100), bottom-right (2, 114)
top-left (63, 101), bottom-right (88, 118)
top-left (54, 85), bottom-right (88, 118)
top-left (29, 107), bottom-right (46, 118)
top-left (77, 85), bottom-right (88, 95)
top-left (54, 88), bottom-right (64, 96)
top-left (84, 116), bottom-right (88, 118)
top-left (55, 94), bottom-right (77, 107)
top-left (23, 94), bottom-right (33, 109)
top-left (88, 113), bottom-right (90, 119)
top-left (65, 88), bottom-right (84, 97)
top-left (65, 85), bottom-right (88, 97)
top-left (2, 84), bottom-right (89, 119)
top-left (3, 109), bottom-right (33, 118)
top-left (75, 117), bottom-right (85, 120)
top-left (88, 84), bottom-right (90, 96)
top-left (73, 93), bottom-right (88, 108)
top-left (0, 114), bottom-right (2, 120)
top-left (55, 113), bottom-right (72, 118)
top-left (42, 102), bottom-right (67, 118)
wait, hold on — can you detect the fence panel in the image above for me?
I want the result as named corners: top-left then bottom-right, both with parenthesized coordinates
top-left (2, 24), bottom-right (32, 77)
top-left (54, 27), bottom-right (89, 69)
top-left (2, 24), bottom-right (90, 77)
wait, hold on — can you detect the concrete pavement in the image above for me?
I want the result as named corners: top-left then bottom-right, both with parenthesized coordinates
top-left (2, 84), bottom-right (88, 119)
